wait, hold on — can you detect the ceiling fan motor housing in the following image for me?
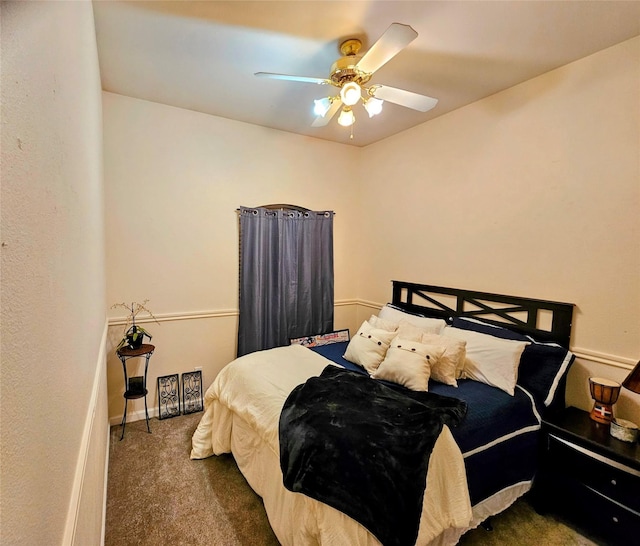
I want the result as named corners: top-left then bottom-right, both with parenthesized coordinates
top-left (330, 39), bottom-right (372, 87)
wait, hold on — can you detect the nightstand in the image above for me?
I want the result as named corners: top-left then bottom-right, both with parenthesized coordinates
top-left (534, 406), bottom-right (640, 544)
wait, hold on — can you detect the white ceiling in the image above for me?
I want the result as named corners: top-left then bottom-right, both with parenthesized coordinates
top-left (93, 1), bottom-right (640, 147)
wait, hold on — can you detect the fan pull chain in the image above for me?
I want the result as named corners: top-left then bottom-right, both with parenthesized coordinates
top-left (350, 124), bottom-right (354, 140)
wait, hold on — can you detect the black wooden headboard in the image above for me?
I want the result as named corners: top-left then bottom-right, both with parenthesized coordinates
top-left (391, 281), bottom-right (574, 348)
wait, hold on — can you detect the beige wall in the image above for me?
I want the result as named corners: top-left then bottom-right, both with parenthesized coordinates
top-left (103, 38), bottom-right (639, 426)
top-left (359, 37), bottom-right (640, 421)
top-left (5, 3), bottom-right (635, 543)
top-left (103, 93), bottom-right (361, 421)
top-left (0, 2), bottom-right (108, 545)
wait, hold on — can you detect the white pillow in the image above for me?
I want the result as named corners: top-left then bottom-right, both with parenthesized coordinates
top-left (343, 321), bottom-right (397, 374)
top-left (378, 304), bottom-right (447, 334)
top-left (368, 314), bottom-right (399, 332)
top-left (396, 320), bottom-right (428, 341)
top-left (442, 326), bottom-right (529, 396)
top-left (372, 337), bottom-right (445, 391)
top-left (421, 333), bottom-right (466, 387)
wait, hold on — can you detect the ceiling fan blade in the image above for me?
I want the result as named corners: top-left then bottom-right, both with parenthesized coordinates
top-left (356, 23), bottom-right (418, 75)
top-left (255, 72), bottom-right (330, 85)
top-left (372, 85), bottom-right (438, 112)
top-left (311, 98), bottom-right (342, 127)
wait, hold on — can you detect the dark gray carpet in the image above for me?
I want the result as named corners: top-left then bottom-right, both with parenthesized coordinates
top-left (105, 413), bottom-right (598, 545)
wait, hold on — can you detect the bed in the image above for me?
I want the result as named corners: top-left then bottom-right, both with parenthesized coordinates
top-left (191, 281), bottom-right (575, 545)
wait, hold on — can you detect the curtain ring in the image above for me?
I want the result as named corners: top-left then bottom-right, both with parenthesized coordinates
top-left (324, 212), bottom-right (331, 218)
top-left (304, 212), bottom-right (310, 218)
top-left (252, 209), bottom-right (258, 216)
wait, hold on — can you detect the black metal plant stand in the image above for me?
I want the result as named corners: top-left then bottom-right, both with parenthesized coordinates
top-left (117, 344), bottom-right (155, 440)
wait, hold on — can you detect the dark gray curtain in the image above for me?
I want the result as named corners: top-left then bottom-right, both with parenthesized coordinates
top-left (237, 206), bottom-right (334, 357)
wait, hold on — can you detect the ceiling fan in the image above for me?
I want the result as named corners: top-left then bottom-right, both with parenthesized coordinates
top-left (255, 23), bottom-right (438, 133)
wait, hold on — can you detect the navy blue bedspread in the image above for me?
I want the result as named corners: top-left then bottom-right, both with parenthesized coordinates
top-left (311, 341), bottom-right (542, 506)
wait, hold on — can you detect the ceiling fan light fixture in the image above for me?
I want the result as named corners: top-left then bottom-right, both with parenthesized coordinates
top-left (313, 97), bottom-right (333, 117)
top-left (340, 82), bottom-right (361, 106)
top-left (364, 96), bottom-right (384, 117)
top-left (257, 23), bottom-right (440, 136)
top-left (338, 107), bottom-right (355, 127)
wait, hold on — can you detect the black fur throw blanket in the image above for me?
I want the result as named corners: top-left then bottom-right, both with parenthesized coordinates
top-left (279, 366), bottom-right (467, 546)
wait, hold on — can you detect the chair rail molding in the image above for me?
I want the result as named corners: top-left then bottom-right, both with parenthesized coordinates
top-left (108, 301), bottom-right (635, 371)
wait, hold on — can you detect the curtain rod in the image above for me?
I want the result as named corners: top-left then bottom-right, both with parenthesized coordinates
top-left (236, 205), bottom-right (335, 215)
top-left (260, 203), bottom-right (310, 212)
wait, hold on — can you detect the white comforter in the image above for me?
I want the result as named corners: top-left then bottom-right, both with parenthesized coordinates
top-left (191, 344), bottom-right (472, 545)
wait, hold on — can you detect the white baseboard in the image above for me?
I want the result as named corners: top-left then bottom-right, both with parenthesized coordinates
top-left (109, 405), bottom-right (159, 427)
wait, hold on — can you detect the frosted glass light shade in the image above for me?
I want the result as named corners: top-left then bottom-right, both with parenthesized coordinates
top-left (340, 82), bottom-right (361, 106)
top-left (364, 97), bottom-right (384, 117)
top-left (337, 107), bottom-right (355, 127)
top-left (313, 97), bottom-right (332, 117)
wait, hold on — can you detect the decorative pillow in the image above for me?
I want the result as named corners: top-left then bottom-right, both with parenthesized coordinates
top-left (450, 317), bottom-right (575, 406)
top-left (518, 342), bottom-right (575, 407)
top-left (395, 320), bottom-right (429, 341)
top-left (372, 337), bottom-right (445, 391)
top-left (377, 304), bottom-right (446, 334)
top-left (343, 321), bottom-right (397, 374)
top-left (443, 326), bottom-right (529, 396)
top-left (368, 314), bottom-right (399, 332)
top-left (421, 333), bottom-right (466, 386)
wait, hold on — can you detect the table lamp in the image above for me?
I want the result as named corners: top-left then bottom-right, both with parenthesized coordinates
top-left (622, 360), bottom-right (640, 394)
top-left (588, 377), bottom-right (621, 424)
top-left (609, 360), bottom-right (640, 442)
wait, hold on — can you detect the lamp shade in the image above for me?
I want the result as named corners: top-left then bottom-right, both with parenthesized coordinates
top-left (364, 97), bottom-right (383, 117)
top-left (340, 82), bottom-right (361, 106)
top-left (337, 107), bottom-right (355, 127)
top-left (313, 97), bottom-right (332, 117)
top-left (622, 360), bottom-right (640, 394)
